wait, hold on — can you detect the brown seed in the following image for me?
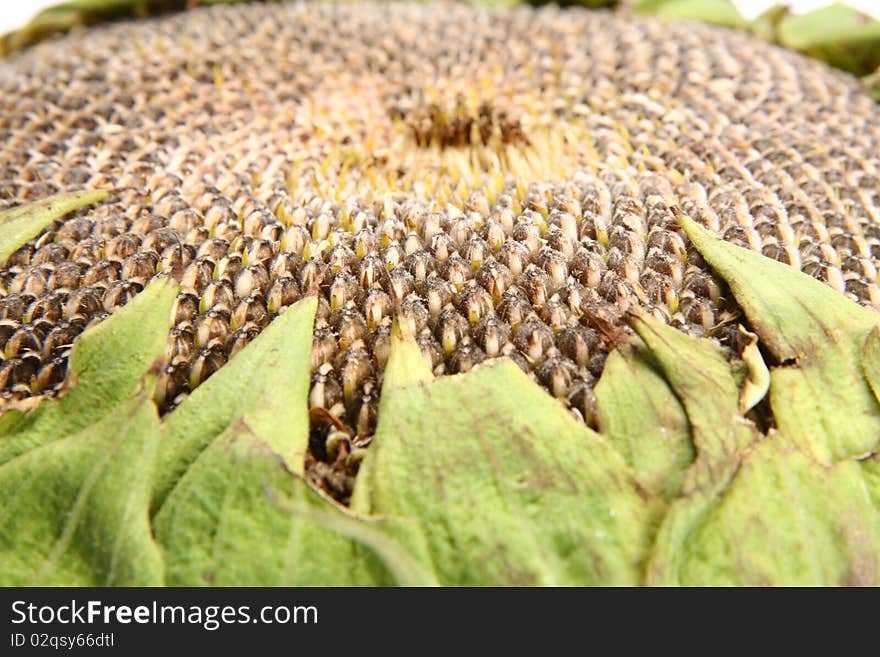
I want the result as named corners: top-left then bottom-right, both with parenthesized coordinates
top-left (11, 269), bottom-right (48, 297)
top-left (195, 309), bottom-right (231, 348)
top-left (363, 288), bottom-right (392, 329)
top-left (437, 307), bottom-right (469, 355)
top-left (171, 292), bottom-right (200, 326)
top-left (81, 260), bottom-right (122, 287)
top-left (245, 239), bottom-right (277, 268)
top-left (496, 239), bottom-right (530, 277)
top-left (567, 379), bottom-right (597, 426)
top-left (42, 321), bottom-right (82, 358)
top-left (189, 341), bottom-right (227, 389)
top-left (513, 315), bottom-right (554, 363)
top-left (48, 263), bottom-right (84, 292)
top-left (25, 292), bottom-right (65, 323)
top-left (197, 238), bottom-right (231, 262)
top-left (200, 279), bottom-right (235, 313)
top-left (31, 243), bottom-right (69, 266)
top-left (536, 355), bottom-right (577, 399)
top-left (311, 326), bottom-right (338, 370)
top-left (69, 237), bottom-right (104, 264)
top-left (335, 307), bottom-right (368, 351)
top-left (473, 315), bottom-right (511, 357)
top-left (0, 294), bottom-right (35, 322)
top-left (557, 325), bottom-right (596, 367)
top-left (155, 357), bottom-right (191, 408)
top-left (309, 362), bottom-right (342, 409)
top-left (64, 287), bottom-right (104, 318)
top-left (102, 280), bottom-right (142, 311)
top-left (229, 322), bottom-right (261, 358)
top-left (232, 293), bottom-right (269, 329)
top-left (33, 355), bottom-right (67, 392)
top-left (299, 258), bottom-right (328, 293)
top-left (215, 253), bottom-right (243, 282)
top-left (357, 254), bottom-right (387, 290)
top-left (269, 251), bottom-right (303, 280)
top-left (4, 326), bottom-right (41, 358)
top-left (449, 342), bottom-right (486, 374)
top-left (329, 271), bottom-right (360, 310)
top-left (405, 250), bottom-right (436, 284)
top-left (165, 326), bottom-right (195, 362)
top-left (455, 281), bottom-right (494, 325)
top-left (105, 234), bottom-right (142, 261)
top-left (179, 257), bottom-right (215, 294)
top-left (340, 346), bottom-right (374, 404)
top-left (351, 380), bottom-right (379, 435)
top-left (266, 276), bottom-right (301, 313)
top-left (399, 293), bottom-right (430, 335)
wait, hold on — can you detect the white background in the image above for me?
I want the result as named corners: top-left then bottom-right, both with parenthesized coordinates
top-left (0, 1), bottom-right (879, 35)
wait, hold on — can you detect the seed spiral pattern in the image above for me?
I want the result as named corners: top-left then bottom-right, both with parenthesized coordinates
top-left (1, 3), bottom-right (880, 494)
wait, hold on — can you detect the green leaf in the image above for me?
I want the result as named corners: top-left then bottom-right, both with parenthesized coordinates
top-left (152, 296), bottom-right (317, 511)
top-left (155, 421), bottom-right (431, 586)
top-left (0, 389), bottom-right (164, 586)
top-left (627, 308), bottom-right (754, 472)
top-left (676, 213), bottom-right (880, 464)
top-left (595, 339), bottom-right (694, 501)
top-left (633, 0), bottom-right (747, 29)
top-left (776, 3), bottom-right (880, 76)
top-left (650, 435), bottom-right (880, 586)
top-left (625, 310), bottom-right (757, 583)
top-left (352, 326), bottom-right (663, 586)
top-left (0, 278), bottom-right (176, 464)
top-left (0, 190), bottom-right (107, 265)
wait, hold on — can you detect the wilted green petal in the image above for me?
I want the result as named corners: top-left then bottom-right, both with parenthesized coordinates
top-left (353, 328), bottom-right (663, 586)
top-left (0, 279), bottom-right (176, 464)
top-left (155, 422), bottom-right (430, 586)
top-left (153, 296), bottom-right (317, 511)
top-left (0, 390), bottom-right (164, 586)
top-left (776, 3), bottom-right (880, 76)
top-left (651, 435), bottom-right (880, 586)
top-left (633, 0), bottom-right (747, 29)
top-left (595, 339), bottom-right (694, 501)
top-left (748, 4), bottom-right (788, 43)
top-left (737, 327), bottom-right (770, 413)
top-left (677, 213), bottom-right (880, 464)
top-left (862, 326), bottom-right (880, 406)
top-left (0, 190), bottom-right (108, 264)
top-left (626, 309), bottom-right (759, 583)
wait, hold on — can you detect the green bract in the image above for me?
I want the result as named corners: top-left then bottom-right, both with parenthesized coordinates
top-left (1, 198), bottom-right (879, 585)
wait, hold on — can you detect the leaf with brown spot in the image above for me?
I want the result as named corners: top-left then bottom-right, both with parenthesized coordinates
top-left (154, 420), bottom-right (433, 586)
top-left (652, 433), bottom-right (880, 586)
top-left (676, 212), bottom-right (880, 464)
top-left (352, 323), bottom-right (663, 585)
top-left (625, 309), bottom-right (758, 584)
top-left (152, 296), bottom-right (317, 512)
